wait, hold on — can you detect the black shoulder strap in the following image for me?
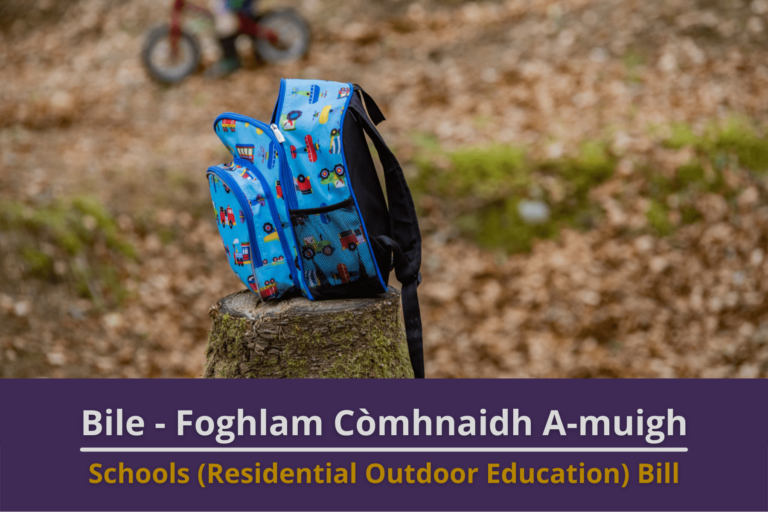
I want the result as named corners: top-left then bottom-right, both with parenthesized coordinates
top-left (350, 84), bottom-right (425, 379)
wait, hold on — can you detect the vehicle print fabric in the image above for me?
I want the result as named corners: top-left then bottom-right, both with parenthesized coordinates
top-left (290, 199), bottom-right (377, 293)
top-left (209, 174), bottom-right (255, 287)
top-left (277, 79), bottom-right (352, 209)
top-left (273, 78), bottom-right (387, 298)
top-left (205, 79), bottom-right (424, 378)
top-left (207, 80), bottom-right (389, 301)
top-left (208, 114), bottom-right (299, 300)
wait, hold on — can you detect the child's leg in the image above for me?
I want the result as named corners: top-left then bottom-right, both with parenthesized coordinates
top-left (206, 0), bottom-right (241, 77)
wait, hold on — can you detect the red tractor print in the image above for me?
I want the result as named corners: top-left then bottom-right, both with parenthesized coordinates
top-left (219, 206), bottom-right (226, 226)
top-left (221, 119), bottom-right (236, 132)
top-left (304, 135), bottom-right (320, 163)
top-left (247, 275), bottom-right (258, 293)
top-left (339, 227), bottom-right (365, 251)
top-left (226, 206), bottom-right (236, 228)
top-left (276, 180), bottom-right (283, 199)
top-left (290, 145), bottom-right (297, 159)
top-left (295, 174), bottom-right (313, 195)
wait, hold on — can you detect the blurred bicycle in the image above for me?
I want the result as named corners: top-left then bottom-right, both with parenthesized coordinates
top-left (142, 0), bottom-right (311, 83)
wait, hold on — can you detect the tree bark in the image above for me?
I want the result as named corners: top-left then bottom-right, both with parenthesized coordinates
top-left (204, 286), bottom-right (413, 378)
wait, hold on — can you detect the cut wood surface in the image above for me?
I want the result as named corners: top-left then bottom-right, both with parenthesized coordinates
top-left (204, 286), bottom-right (413, 378)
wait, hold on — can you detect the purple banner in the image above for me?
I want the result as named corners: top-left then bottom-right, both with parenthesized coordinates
top-left (0, 380), bottom-right (764, 511)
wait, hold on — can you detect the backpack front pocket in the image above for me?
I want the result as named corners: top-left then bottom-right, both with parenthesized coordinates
top-left (289, 198), bottom-right (380, 297)
top-left (208, 164), bottom-right (299, 301)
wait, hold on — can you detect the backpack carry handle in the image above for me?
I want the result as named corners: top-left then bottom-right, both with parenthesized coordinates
top-left (353, 84), bottom-right (387, 126)
top-left (350, 85), bottom-right (425, 379)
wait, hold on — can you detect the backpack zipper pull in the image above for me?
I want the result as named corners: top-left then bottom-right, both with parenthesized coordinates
top-left (270, 124), bottom-right (285, 143)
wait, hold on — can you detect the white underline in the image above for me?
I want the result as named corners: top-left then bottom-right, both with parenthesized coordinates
top-left (80, 447), bottom-right (688, 453)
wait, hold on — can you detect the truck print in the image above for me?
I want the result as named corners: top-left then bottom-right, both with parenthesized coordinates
top-left (339, 227), bottom-right (365, 251)
top-left (225, 206), bottom-right (236, 228)
top-left (259, 278), bottom-right (278, 299)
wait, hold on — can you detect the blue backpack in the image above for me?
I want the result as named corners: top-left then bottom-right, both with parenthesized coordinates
top-left (206, 79), bottom-right (424, 377)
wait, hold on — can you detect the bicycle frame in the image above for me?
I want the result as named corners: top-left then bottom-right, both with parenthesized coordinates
top-left (169, 0), bottom-right (211, 56)
top-left (168, 0), bottom-right (278, 58)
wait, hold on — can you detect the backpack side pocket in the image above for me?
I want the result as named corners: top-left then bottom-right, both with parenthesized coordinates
top-left (289, 198), bottom-right (385, 299)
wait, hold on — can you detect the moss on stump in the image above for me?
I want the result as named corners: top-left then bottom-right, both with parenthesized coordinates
top-left (204, 287), bottom-right (414, 379)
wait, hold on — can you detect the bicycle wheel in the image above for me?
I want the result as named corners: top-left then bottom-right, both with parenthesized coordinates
top-left (141, 24), bottom-right (201, 84)
top-left (254, 9), bottom-right (311, 63)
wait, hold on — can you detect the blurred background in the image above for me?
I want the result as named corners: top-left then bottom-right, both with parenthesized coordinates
top-left (1, 0), bottom-right (768, 378)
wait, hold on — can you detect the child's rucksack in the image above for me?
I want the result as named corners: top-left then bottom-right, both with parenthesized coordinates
top-left (206, 79), bottom-right (424, 378)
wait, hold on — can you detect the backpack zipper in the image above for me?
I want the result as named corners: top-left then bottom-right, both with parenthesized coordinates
top-left (215, 112), bottom-right (301, 212)
top-left (231, 156), bottom-right (302, 291)
top-left (206, 168), bottom-right (262, 276)
top-left (269, 123), bottom-right (286, 143)
top-left (269, 121), bottom-right (314, 300)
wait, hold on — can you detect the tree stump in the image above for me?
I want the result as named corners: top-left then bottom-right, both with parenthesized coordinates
top-left (204, 286), bottom-right (414, 378)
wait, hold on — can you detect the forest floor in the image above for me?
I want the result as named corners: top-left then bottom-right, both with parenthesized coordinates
top-left (2, 0), bottom-right (768, 377)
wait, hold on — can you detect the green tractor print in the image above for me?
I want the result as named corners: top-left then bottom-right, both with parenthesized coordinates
top-left (318, 164), bottom-right (346, 190)
top-left (301, 235), bottom-right (335, 260)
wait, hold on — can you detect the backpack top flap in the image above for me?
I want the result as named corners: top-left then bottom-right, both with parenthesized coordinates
top-left (211, 113), bottom-right (304, 297)
top-left (270, 79), bottom-right (354, 210)
top-left (213, 113), bottom-right (283, 184)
